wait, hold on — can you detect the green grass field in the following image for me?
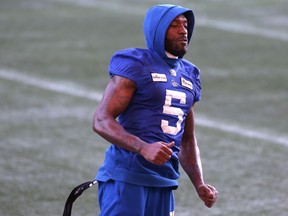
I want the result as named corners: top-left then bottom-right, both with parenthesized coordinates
top-left (1, 0), bottom-right (288, 215)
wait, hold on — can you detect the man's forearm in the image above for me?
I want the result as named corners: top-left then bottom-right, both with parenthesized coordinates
top-left (93, 115), bottom-right (146, 153)
top-left (179, 142), bottom-right (205, 190)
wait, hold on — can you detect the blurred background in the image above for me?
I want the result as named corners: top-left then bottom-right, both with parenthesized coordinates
top-left (0, 0), bottom-right (287, 215)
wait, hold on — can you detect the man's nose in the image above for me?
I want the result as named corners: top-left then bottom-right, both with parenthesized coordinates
top-left (179, 25), bottom-right (187, 34)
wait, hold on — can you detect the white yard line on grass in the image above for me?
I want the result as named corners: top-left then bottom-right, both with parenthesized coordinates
top-left (0, 69), bottom-right (103, 101)
top-left (197, 18), bottom-right (288, 42)
top-left (1, 68), bottom-right (288, 147)
top-left (51, 0), bottom-right (288, 42)
top-left (196, 117), bottom-right (288, 147)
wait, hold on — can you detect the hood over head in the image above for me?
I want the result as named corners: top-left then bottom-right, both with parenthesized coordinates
top-left (143, 4), bottom-right (195, 60)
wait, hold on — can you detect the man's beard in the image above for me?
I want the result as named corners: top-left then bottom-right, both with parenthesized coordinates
top-left (165, 40), bottom-right (187, 57)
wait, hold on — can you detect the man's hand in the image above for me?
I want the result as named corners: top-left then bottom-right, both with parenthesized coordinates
top-left (197, 184), bottom-right (218, 208)
top-left (140, 141), bottom-right (174, 165)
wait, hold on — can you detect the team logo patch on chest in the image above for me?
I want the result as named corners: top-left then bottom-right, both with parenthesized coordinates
top-left (171, 80), bottom-right (178, 87)
top-left (151, 73), bottom-right (167, 82)
top-left (181, 77), bottom-right (193, 90)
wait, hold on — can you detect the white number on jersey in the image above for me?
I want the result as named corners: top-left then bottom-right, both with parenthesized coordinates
top-left (161, 89), bottom-right (186, 135)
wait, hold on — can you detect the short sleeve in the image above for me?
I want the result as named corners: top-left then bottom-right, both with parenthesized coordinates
top-left (193, 67), bottom-right (201, 102)
top-left (108, 48), bottom-right (145, 87)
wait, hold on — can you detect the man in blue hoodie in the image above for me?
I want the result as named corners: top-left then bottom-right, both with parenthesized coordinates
top-left (93, 4), bottom-right (218, 216)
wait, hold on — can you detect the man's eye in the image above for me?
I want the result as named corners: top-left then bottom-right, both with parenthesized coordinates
top-left (170, 23), bottom-right (177, 27)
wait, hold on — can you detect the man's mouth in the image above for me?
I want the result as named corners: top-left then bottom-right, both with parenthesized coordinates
top-left (178, 37), bottom-right (188, 43)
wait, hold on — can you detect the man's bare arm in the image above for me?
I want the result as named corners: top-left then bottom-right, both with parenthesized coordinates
top-left (93, 75), bottom-right (173, 165)
top-left (179, 107), bottom-right (218, 208)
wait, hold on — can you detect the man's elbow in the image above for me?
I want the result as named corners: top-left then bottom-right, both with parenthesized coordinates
top-left (92, 114), bottom-right (103, 134)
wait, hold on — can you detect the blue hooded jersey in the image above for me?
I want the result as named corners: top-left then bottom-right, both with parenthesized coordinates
top-left (96, 4), bottom-right (201, 188)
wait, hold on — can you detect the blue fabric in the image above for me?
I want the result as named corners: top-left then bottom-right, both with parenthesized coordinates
top-left (98, 180), bottom-right (174, 216)
top-left (96, 47), bottom-right (201, 187)
top-left (143, 4), bottom-right (194, 59)
top-left (96, 4), bottom-right (200, 188)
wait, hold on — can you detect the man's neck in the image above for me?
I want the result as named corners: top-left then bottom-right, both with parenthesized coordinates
top-left (165, 51), bottom-right (178, 59)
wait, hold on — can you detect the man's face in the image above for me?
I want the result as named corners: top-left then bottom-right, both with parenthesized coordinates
top-left (165, 15), bottom-right (188, 57)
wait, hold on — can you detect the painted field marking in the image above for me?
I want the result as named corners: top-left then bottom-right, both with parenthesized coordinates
top-left (0, 69), bottom-right (103, 101)
top-left (197, 18), bottom-right (288, 41)
top-left (1, 68), bottom-right (287, 147)
top-left (52, 0), bottom-right (288, 41)
top-left (196, 117), bottom-right (288, 147)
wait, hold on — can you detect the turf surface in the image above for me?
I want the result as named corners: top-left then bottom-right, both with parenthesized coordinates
top-left (1, 0), bottom-right (288, 215)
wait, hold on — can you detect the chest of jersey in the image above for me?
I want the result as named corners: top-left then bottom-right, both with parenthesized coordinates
top-left (120, 61), bottom-right (196, 139)
top-left (139, 65), bottom-right (195, 134)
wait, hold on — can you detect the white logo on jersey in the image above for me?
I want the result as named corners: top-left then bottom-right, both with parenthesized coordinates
top-left (151, 73), bottom-right (167, 82)
top-left (170, 69), bottom-right (177, 76)
top-left (181, 77), bottom-right (193, 90)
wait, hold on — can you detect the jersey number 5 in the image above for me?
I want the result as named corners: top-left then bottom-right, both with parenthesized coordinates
top-left (161, 89), bottom-right (186, 135)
